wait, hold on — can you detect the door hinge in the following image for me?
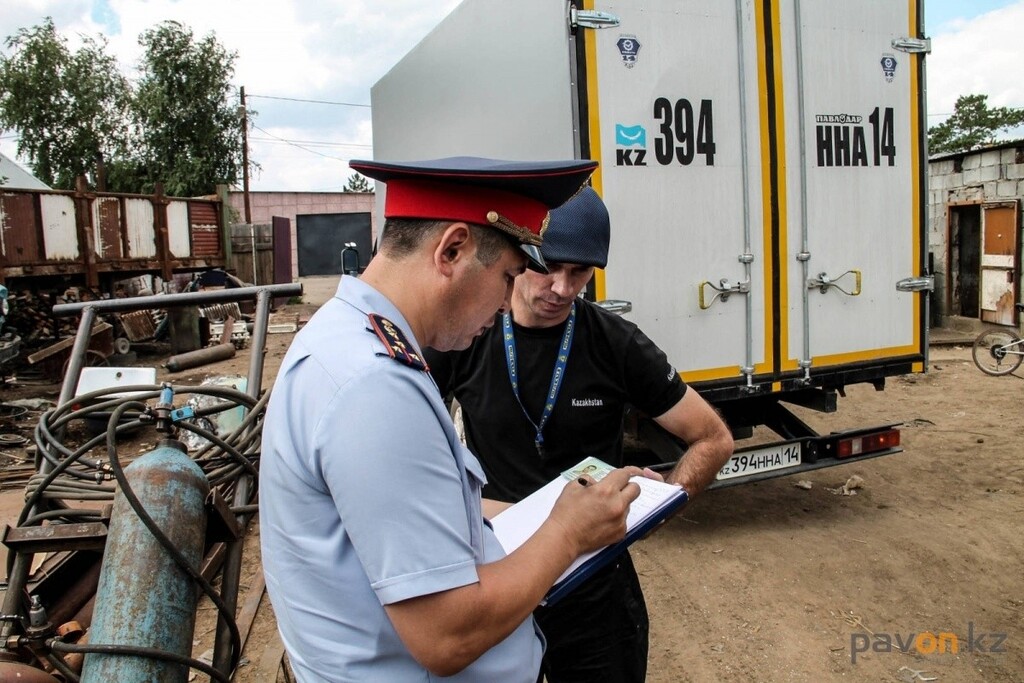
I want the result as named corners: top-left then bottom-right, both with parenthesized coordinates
top-left (570, 7), bottom-right (620, 30)
top-left (892, 37), bottom-right (931, 54)
top-left (896, 275), bottom-right (934, 292)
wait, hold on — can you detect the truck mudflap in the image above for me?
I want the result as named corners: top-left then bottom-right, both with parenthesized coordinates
top-left (638, 406), bottom-right (902, 490)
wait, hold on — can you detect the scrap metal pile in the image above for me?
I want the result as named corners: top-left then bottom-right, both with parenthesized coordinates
top-left (0, 283), bottom-right (300, 682)
top-left (1, 271), bottom-right (262, 386)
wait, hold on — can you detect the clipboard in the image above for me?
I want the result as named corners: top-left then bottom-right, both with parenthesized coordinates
top-left (490, 457), bottom-right (688, 606)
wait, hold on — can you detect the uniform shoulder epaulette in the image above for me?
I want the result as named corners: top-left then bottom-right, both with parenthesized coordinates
top-left (367, 313), bottom-right (429, 372)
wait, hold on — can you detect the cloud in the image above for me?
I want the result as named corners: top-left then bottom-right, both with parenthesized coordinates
top-left (9, 1), bottom-right (1018, 191)
top-left (927, 1), bottom-right (1024, 120)
top-left (1, 0), bottom-right (460, 190)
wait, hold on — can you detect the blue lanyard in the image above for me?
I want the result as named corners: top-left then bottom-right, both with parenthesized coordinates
top-left (502, 302), bottom-right (576, 456)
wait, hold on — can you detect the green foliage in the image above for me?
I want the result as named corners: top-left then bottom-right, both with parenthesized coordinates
top-left (929, 94), bottom-right (1024, 155)
top-left (132, 21), bottom-right (244, 196)
top-left (0, 18), bottom-right (249, 195)
top-left (343, 172), bottom-right (372, 193)
top-left (0, 18), bottom-right (130, 189)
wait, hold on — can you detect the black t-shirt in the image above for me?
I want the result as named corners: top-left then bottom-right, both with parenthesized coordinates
top-left (427, 299), bottom-right (687, 503)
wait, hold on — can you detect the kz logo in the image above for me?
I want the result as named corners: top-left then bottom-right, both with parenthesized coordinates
top-left (616, 35), bottom-right (641, 68)
top-left (614, 124), bottom-right (647, 166)
top-left (880, 53), bottom-right (897, 82)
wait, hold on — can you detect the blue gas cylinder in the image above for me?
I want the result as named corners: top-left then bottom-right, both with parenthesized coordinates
top-left (82, 440), bottom-right (209, 682)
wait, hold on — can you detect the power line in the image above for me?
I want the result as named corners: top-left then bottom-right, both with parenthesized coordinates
top-left (251, 124), bottom-right (349, 162)
top-left (250, 135), bottom-right (371, 149)
top-left (247, 93), bottom-right (370, 108)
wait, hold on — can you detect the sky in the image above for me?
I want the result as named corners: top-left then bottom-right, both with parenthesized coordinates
top-left (1, 0), bottom-right (1022, 192)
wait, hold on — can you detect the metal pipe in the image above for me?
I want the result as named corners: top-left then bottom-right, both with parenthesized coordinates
top-left (212, 289), bottom-right (272, 676)
top-left (794, 0), bottom-right (813, 381)
top-left (918, 0), bottom-right (932, 371)
top-left (211, 480), bottom-right (247, 677)
top-left (735, 0), bottom-right (755, 388)
top-left (246, 290), bottom-right (272, 399)
top-left (57, 307), bottom-right (100, 409)
top-left (51, 283), bottom-right (302, 317)
top-left (164, 344), bottom-right (236, 373)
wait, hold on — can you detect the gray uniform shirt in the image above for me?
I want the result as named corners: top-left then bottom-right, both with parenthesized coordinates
top-left (260, 276), bottom-right (543, 682)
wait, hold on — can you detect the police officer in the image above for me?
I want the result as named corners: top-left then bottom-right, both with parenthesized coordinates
top-left (428, 187), bottom-right (734, 682)
top-left (259, 157), bottom-right (647, 682)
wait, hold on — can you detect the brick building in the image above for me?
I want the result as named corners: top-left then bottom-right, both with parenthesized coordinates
top-left (225, 190), bottom-right (376, 281)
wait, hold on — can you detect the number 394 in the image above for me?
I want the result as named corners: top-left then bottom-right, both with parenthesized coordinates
top-left (653, 97), bottom-right (716, 166)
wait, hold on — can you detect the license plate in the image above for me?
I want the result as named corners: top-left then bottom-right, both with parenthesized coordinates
top-left (716, 442), bottom-right (802, 481)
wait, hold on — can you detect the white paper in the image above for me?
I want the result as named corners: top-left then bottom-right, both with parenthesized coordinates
top-left (490, 461), bottom-right (682, 584)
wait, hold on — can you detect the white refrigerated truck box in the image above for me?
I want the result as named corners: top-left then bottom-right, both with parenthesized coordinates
top-left (371, 0), bottom-right (932, 487)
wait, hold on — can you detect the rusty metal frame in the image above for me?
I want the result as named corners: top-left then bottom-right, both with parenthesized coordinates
top-left (0, 282), bottom-right (301, 679)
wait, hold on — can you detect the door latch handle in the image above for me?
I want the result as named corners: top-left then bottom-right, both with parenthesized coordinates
top-left (699, 278), bottom-right (750, 309)
top-left (807, 269), bottom-right (861, 296)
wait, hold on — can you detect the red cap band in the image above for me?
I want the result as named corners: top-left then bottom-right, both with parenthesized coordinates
top-left (383, 179), bottom-right (549, 238)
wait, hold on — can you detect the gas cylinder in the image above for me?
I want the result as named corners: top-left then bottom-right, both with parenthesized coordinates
top-left (81, 440), bottom-right (209, 682)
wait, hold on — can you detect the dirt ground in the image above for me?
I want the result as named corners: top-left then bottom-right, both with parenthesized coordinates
top-left (1, 290), bottom-right (1022, 682)
top-left (633, 343), bottom-right (1024, 683)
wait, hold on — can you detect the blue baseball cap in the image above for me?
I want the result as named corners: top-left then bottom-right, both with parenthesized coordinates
top-left (350, 157), bottom-right (599, 272)
top-left (541, 186), bottom-right (610, 268)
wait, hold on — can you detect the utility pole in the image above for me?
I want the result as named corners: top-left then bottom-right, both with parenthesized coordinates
top-left (239, 85), bottom-right (252, 223)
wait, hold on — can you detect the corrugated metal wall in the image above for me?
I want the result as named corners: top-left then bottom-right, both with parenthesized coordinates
top-left (167, 201), bottom-right (191, 258)
top-left (0, 192), bottom-right (40, 262)
top-left (124, 198), bottom-right (156, 258)
top-left (190, 202), bottom-right (221, 258)
top-left (0, 187), bottom-right (224, 284)
top-left (39, 195), bottom-right (78, 260)
top-left (92, 196), bottom-right (123, 259)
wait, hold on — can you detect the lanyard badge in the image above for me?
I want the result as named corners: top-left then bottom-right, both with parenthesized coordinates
top-left (502, 303), bottom-right (576, 457)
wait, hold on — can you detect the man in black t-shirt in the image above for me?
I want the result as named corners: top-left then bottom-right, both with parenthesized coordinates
top-left (427, 187), bottom-right (734, 683)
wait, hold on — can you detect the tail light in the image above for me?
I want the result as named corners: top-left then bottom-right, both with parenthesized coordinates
top-left (836, 428), bottom-right (901, 458)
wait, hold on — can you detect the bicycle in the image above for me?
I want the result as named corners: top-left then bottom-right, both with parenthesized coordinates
top-left (971, 303), bottom-right (1024, 376)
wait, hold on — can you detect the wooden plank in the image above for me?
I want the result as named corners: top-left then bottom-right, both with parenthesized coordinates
top-left (235, 570), bottom-right (266, 654)
top-left (26, 322), bottom-right (112, 364)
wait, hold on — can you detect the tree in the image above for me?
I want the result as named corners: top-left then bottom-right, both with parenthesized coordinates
top-left (343, 172), bottom-right (372, 193)
top-left (132, 21), bottom-right (245, 196)
top-left (0, 18), bottom-right (131, 189)
top-left (0, 19), bottom-right (248, 195)
top-left (928, 94), bottom-right (1024, 155)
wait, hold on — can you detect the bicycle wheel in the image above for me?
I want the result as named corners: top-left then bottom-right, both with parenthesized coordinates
top-left (972, 329), bottom-right (1024, 376)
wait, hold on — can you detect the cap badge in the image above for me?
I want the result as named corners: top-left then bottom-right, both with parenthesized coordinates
top-left (486, 210), bottom-right (545, 246)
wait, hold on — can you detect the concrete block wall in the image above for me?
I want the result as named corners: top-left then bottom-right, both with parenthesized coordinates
top-left (927, 143), bottom-right (1024, 323)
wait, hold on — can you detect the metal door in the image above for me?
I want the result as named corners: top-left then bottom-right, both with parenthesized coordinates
top-left (296, 213), bottom-right (372, 277)
top-left (584, 0), bottom-right (768, 386)
top-left (777, 0), bottom-right (927, 374)
top-left (980, 202), bottom-right (1019, 325)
